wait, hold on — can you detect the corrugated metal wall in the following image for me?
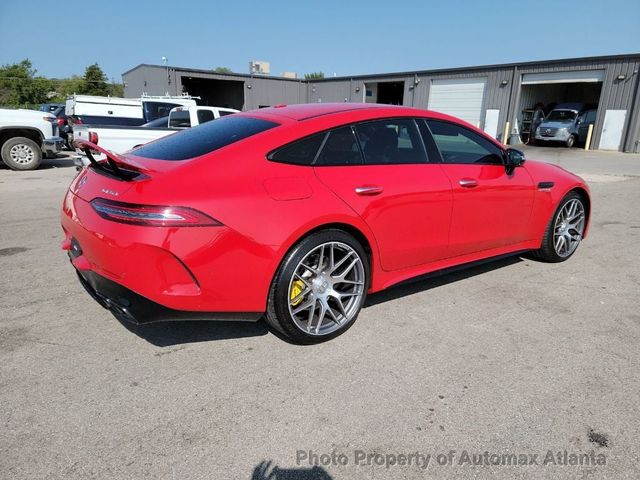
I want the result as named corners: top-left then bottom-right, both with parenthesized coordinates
top-left (123, 56), bottom-right (640, 151)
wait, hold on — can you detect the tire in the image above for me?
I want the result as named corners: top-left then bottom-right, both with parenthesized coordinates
top-left (531, 191), bottom-right (586, 262)
top-left (1, 137), bottom-right (42, 170)
top-left (265, 229), bottom-right (369, 344)
top-left (565, 135), bottom-right (576, 148)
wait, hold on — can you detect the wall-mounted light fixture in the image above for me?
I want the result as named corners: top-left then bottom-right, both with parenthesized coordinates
top-left (501, 80), bottom-right (509, 86)
top-left (617, 74), bottom-right (626, 81)
top-left (355, 86), bottom-right (360, 92)
top-left (247, 84), bottom-right (252, 89)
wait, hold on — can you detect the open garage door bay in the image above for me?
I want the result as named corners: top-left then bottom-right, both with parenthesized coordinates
top-left (517, 69), bottom-right (605, 147)
top-left (428, 78), bottom-right (487, 127)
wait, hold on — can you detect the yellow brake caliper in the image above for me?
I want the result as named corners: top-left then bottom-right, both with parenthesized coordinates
top-left (290, 279), bottom-right (305, 306)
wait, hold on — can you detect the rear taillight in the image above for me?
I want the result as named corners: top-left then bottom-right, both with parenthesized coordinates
top-left (57, 118), bottom-right (65, 126)
top-left (88, 132), bottom-right (99, 144)
top-left (90, 198), bottom-right (222, 227)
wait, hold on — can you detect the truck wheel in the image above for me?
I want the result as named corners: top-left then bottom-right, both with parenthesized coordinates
top-left (1, 137), bottom-right (42, 170)
top-left (565, 135), bottom-right (576, 148)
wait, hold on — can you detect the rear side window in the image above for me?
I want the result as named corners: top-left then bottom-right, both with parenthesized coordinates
top-left (354, 119), bottom-right (426, 164)
top-left (197, 109), bottom-right (215, 124)
top-left (134, 116), bottom-right (279, 160)
top-left (144, 102), bottom-right (182, 121)
top-left (169, 111), bottom-right (191, 128)
top-left (218, 110), bottom-right (235, 117)
top-left (269, 132), bottom-right (326, 165)
top-left (315, 126), bottom-right (363, 166)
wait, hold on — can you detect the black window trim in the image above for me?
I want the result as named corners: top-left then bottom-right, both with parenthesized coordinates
top-left (420, 118), bottom-right (506, 166)
top-left (267, 117), bottom-right (432, 167)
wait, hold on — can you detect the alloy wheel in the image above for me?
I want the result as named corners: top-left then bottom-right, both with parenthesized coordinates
top-left (287, 241), bottom-right (365, 336)
top-left (553, 198), bottom-right (585, 257)
top-left (9, 143), bottom-right (35, 165)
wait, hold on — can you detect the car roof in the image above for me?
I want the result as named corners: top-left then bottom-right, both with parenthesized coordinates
top-left (250, 103), bottom-right (419, 121)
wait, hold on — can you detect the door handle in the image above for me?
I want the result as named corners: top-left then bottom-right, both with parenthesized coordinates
top-left (355, 185), bottom-right (384, 195)
top-left (459, 178), bottom-right (478, 188)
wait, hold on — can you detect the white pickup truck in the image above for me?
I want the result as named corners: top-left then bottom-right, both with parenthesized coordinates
top-left (0, 108), bottom-right (64, 170)
top-left (73, 105), bottom-right (238, 165)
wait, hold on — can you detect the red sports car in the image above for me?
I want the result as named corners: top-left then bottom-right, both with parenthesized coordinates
top-left (61, 103), bottom-right (590, 344)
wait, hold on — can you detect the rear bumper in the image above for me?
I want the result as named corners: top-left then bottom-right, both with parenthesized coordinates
top-left (75, 268), bottom-right (262, 324)
top-left (61, 188), bottom-right (276, 316)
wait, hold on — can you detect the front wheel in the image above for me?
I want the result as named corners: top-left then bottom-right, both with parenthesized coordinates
top-left (265, 230), bottom-right (369, 344)
top-left (532, 192), bottom-right (586, 262)
top-left (565, 135), bottom-right (576, 148)
top-left (1, 137), bottom-right (42, 170)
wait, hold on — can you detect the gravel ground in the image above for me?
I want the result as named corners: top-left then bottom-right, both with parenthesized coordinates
top-left (1, 149), bottom-right (639, 479)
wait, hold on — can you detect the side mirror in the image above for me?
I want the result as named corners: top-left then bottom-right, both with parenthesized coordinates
top-left (505, 148), bottom-right (525, 171)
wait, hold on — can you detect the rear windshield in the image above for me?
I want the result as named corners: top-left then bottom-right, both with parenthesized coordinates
top-left (133, 116), bottom-right (279, 160)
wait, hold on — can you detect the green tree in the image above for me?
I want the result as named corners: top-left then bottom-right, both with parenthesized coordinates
top-left (304, 71), bottom-right (325, 80)
top-left (54, 75), bottom-right (85, 98)
top-left (0, 59), bottom-right (53, 106)
top-left (213, 66), bottom-right (233, 74)
top-left (107, 82), bottom-right (124, 97)
top-left (81, 63), bottom-right (109, 95)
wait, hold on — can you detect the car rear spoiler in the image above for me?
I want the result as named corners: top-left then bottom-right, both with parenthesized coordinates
top-left (73, 138), bottom-right (147, 180)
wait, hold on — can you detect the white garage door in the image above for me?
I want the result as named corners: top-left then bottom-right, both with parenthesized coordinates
top-left (428, 78), bottom-right (487, 126)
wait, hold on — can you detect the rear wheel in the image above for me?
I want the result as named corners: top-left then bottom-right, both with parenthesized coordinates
top-left (1, 137), bottom-right (42, 170)
top-left (265, 230), bottom-right (369, 344)
top-left (532, 192), bottom-right (586, 262)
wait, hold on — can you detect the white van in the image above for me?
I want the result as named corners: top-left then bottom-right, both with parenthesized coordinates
top-left (65, 94), bottom-right (198, 127)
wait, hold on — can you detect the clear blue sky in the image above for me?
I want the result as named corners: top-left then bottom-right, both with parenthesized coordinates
top-left (1, 0), bottom-right (639, 81)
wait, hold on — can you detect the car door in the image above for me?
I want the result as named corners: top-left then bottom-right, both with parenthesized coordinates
top-left (312, 119), bottom-right (453, 271)
top-left (423, 119), bottom-right (535, 257)
top-left (577, 110), bottom-right (596, 142)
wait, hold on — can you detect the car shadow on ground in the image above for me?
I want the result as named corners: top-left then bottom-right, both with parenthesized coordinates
top-left (365, 255), bottom-right (523, 307)
top-left (116, 316), bottom-right (269, 347)
top-left (40, 154), bottom-right (76, 169)
top-left (115, 255), bottom-right (525, 347)
top-left (0, 153), bottom-right (76, 170)
top-left (251, 460), bottom-right (333, 480)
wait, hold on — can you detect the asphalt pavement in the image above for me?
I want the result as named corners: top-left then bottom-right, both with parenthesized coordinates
top-left (1, 148), bottom-right (639, 479)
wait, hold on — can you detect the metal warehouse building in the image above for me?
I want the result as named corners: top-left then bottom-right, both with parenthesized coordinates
top-left (123, 53), bottom-right (640, 152)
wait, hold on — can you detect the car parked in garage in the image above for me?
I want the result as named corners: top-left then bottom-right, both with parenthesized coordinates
top-left (62, 103), bottom-right (590, 344)
top-left (535, 103), bottom-right (596, 147)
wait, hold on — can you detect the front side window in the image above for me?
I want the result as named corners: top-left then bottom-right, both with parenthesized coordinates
top-left (425, 120), bottom-right (504, 165)
top-left (315, 126), bottom-right (363, 166)
top-left (134, 116), bottom-right (278, 160)
top-left (354, 119), bottom-right (426, 164)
